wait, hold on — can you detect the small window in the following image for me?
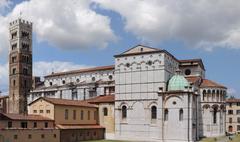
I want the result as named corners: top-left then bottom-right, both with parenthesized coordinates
top-left (103, 108), bottom-right (108, 116)
top-left (62, 80), bottom-right (65, 84)
top-left (21, 122), bottom-right (28, 128)
top-left (228, 110), bottom-right (233, 115)
top-left (28, 134), bottom-right (32, 139)
top-left (151, 106), bottom-right (157, 119)
top-left (12, 68), bottom-right (16, 74)
top-left (33, 122), bottom-right (37, 128)
top-left (147, 60), bottom-right (152, 66)
top-left (46, 110), bottom-right (50, 113)
top-left (179, 109), bottom-right (183, 121)
top-left (185, 69), bottom-right (191, 75)
top-left (65, 109), bottom-right (69, 120)
top-left (88, 111), bottom-right (90, 120)
top-left (40, 110), bottom-right (43, 113)
top-left (49, 82), bottom-right (53, 86)
top-left (54, 134), bottom-right (57, 138)
top-left (8, 121), bottom-right (12, 128)
top-left (45, 122), bottom-right (48, 128)
top-left (41, 134), bottom-right (45, 139)
top-left (229, 118), bottom-right (232, 123)
top-left (33, 110), bottom-right (37, 113)
top-left (73, 110), bottom-right (76, 120)
top-left (92, 77), bottom-right (95, 82)
top-left (164, 109), bottom-right (168, 121)
top-left (14, 135), bottom-right (18, 139)
top-left (122, 106), bottom-right (127, 119)
top-left (76, 78), bottom-right (80, 82)
top-left (108, 75), bottom-right (113, 80)
top-left (81, 110), bottom-right (84, 120)
top-left (125, 63), bottom-right (130, 67)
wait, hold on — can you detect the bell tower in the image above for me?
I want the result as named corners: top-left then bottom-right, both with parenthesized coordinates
top-left (9, 18), bottom-right (33, 114)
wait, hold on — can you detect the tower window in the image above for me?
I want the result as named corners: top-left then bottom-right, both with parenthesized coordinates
top-left (213, 107), bottom-right (217, 124)
top-left (12, 68), bottom-right (16, 74)
top-left (22, 43), bottom-right (29, 51)
top-left (21, 31), bottom-right (29, 39)
top-left (13, 79), bottom-right (16, 86)
top-left (12, 43), bottom-right (17, 50)
top-left (44, 122), bottom-right (48, 128)
top-left (62, 80), bottom-right (65, 84)
top-left (11, 32), bottom-right (17, 39)
top-left (23, 68), bottom-right (28, 75)
top-left (12, 56), bottom-right (17, 63)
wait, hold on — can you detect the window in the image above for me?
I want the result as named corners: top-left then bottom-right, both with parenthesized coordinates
top-left (40, 110), bottom-right (43, 113)
top-left (73, 110), bottom-right (76, 120)
top-left (41, 134), bottom-right (45, 139)
top-left (49, 82), bottom-right (53, 86)
top-left (109, 75), bottom-right (113, 80)
top-left (28, 134), bottom-right (32, 139)
top-left (164, 109), bottom-right (168, 121)
top-left (24, 80), bottom-right (27, 87)
top-left (54, 134), bottom-right (57, 138)
top-left (185, 69), bottom-right (191, 75)
top-left (94, 111), bottom-right (97, 120)
top-left (45, 122), bottom-right (48, 128)
top-left (229, 118), bottom-right (233, 123)
top-left (11, 32), bottom-right (17, 39)
top-left (92, 77), bottom-right (95, 81)
top-left (238, 117), bottom-right (240, 123)
top-left (122, 106), bottom-right (127, 119)
top-left (65, 109), bottom-right (69, 120)
top-left (103, 108), bottom-right (108, 116)
top-left (12, 68), bottom-right (16, 74)
top-left (12, 56), bottom-right (17, 63)
top-left (14, 135), bottom-right (18, 139)
top-left (46, 110), bottom-right (50, 113)
top-left (81, 110), bottom-right (84, 120)
top-left (23, 68), bottom-right (28, 75)
top-left (151, 106), bottom-right (157, 119)
top-left (88, 111), bottom-right (90, 120)
top-left (179, 109), bottom-right (183, 121)
top-left (33, 110), bottom-right (37, 113)
top-left (12, 43), bottom-right (17, 50)
top-left (238, 125), bottom-right (240, 131)
top-left (213, 108), bottom-right (217, 124)
top-left (228, 110), bottom-right (233, 115)
top-left (33, 122), bottom-right (37, 128)
top-left (237, 110), bottom-right (240, 115)
top-left (22, 43), bottom-right (29, 50)
top-left (8, 121), bottom-right (12, 128)
top-left (21, 122), bottom-right (28, 128)
top-left (62, 80), bottom-right (65, 84)
top-left (229, 103), bottom-right (232, 107)
top-left (13, 79), bottom-right (16, 86)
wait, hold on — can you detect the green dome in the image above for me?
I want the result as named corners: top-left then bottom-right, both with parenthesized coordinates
top-left (168, 73), bottom-right (190, 91)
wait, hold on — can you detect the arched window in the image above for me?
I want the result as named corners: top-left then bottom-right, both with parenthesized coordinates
top-left (213, 107), bottom-right (217, 124)
top-left (122, 106), bottom-right (127, 119)
top-left (151, 106), bottom-right (157, 119)
top-left (103, 108), bottom-right (108, 116)
top-left (179, 109), bottom-right (183, 121)
top-left (203, 90), bottom-right (206, 101)
top-left (164, 109), bottom-right (168, 121)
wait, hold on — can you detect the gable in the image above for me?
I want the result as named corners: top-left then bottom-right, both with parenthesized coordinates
top-left (120, 45), bottom-right (160, 55)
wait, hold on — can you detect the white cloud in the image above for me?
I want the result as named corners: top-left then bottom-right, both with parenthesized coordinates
top-left (33, 61), bottom-right (91, 78)
top-left (95, 0), bottom-right (240, 51)
top-left (0, 61), bottom-right (92, 92)
top-left (0, 0), bottom-right (116, 60)
top-left (0, 0), bottom-right (10, 12)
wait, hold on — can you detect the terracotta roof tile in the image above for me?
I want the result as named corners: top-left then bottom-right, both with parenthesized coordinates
top-left (29, 97), bottom-right (98, 108)
top-left (0, 113), bottom-right (53, 121)
top-left (45, 65), bottom-right (114, 78)
top-left (200, 79), bottom-right (226, 89)
top-left (185, 76), bottom-right (202, 84)
top-left (226, 99), bottom-right (240, 103)
top-left (56, 124), bottom-right (104, 129)
top-left (86, 95), bottom-right (115, 104)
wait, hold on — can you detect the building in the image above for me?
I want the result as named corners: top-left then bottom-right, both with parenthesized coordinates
top-left (226, 98), bottom-right (240, 133)
top-left (0, 96), bottom-right (9, 113)
top-left (9, 18), bottom-right (33, 114)
top-left (0, 113), bottom-right (59, 142)
top-left (28, 97), bottom-right (105, 142)
top-left (28, 45), bottom-right (227, 142)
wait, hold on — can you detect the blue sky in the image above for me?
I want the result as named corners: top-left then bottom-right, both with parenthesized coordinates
top-left (0, 0), bottom-right (240, 97)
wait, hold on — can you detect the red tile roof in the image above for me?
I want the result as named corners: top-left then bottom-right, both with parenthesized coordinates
top-left (0, 113), bottom-right (53, 121)
top-left (45, 65), bottom-right (114, 78)
top-left (200, 79), bottom-right (226, 89)
top-left (86, 95), bottom-right (115, 104)
top-left (226, 98), bottom-right (240, 103)
top-left (185, 76), bottom-right (202, 84)
top-left (56, 124), bottom-right (104, 129)
top-left (29, 97), bottom-right (98, 108)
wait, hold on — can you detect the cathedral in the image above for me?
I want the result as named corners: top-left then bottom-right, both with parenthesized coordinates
top-left (29, 45), bottom-right (227, 142)
top-left (7, 18), bottom-right (227, 142)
